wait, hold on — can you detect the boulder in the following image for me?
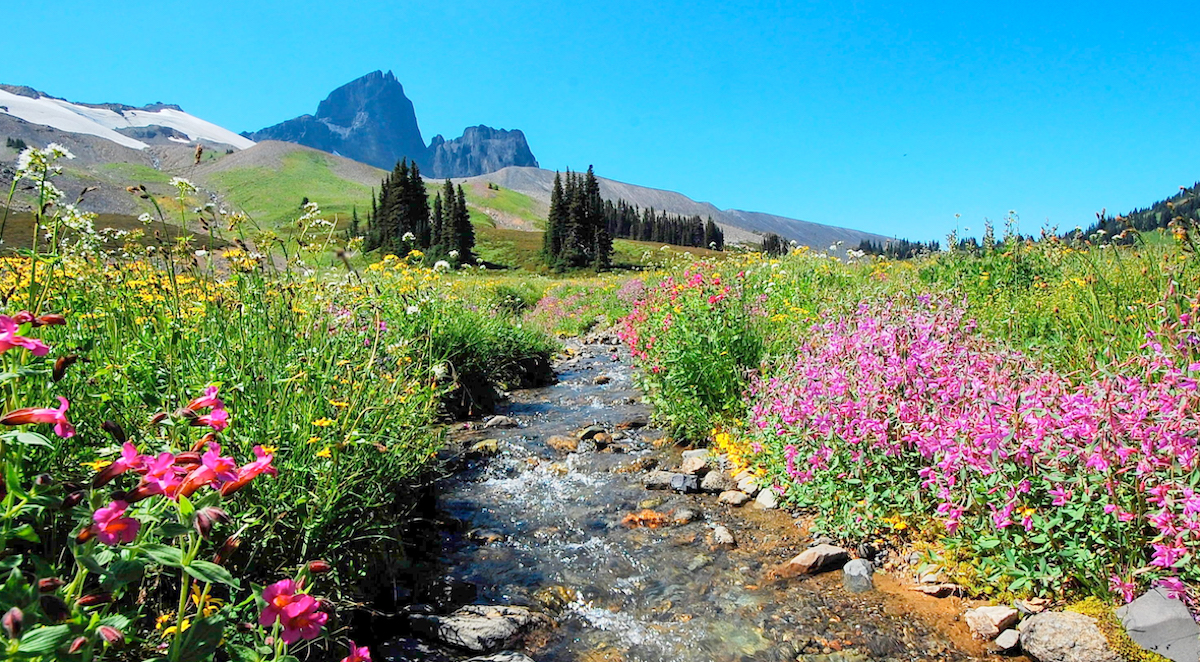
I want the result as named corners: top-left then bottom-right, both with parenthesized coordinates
top-left (468, 439), bottom-right (501, 456)
top-left (842, 559), bottom-right (874, 593)
top-left (408, 605), bottom-right (551, 653)
top-left (966, 606), bottom-right (1020, 640)
top-left (994, 628), bottom-right (1020, 652)
top-left (711, 525), bottom-right (736, 549)
top-left (592, 375), bottom-right (611, 385)
top-left (680, 455), bottom-right (709, 475)
top-left (736, 476), bottom-right (761, 497)
top-left (578, 425), bottom-right (606, 440)
top-left (1116, 588), bottom-right (1200, 662)
top-left (787, 544), bottom-right (849, 575)
top-left (670, 473), bottom-right (700, 493)
top-left (642, 470), bottom-right (678, 490)
top-left (700, 471), bottom-right (737, 493)
top-left (672, 508), bottom-right (701, 525)
top-left (546, 435), bottom-right (578, 453)
top-left (754, 488), bottom-right (779, 509)
top-left (1018, 612), bottom-right (1120, 662)
top-left (682, 449), bottom-right (710, 460)
top-left (484, 416), bottom-right (518, 429)
top-left (617, 414), bottom-right (649, 430)
top-left (592, 432), bottom-right (612, 447)
top-left (718, 490), bottom-right (751, 506)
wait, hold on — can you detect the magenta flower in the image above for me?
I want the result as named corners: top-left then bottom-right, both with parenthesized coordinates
top-left (187, 385), bottom-right (225, 411)
top-left (177, 443), bottom-right (238, 497)
top-left (0, 315), bottom-right (50, 356)
top-left (1110, 575), bottom-right (1137, 603)
top-left (258, 579), bottom-right (299, 627)
top-left (220, 445), bottom-right (277, 496)
top-left (92, 442), bottom-right (150, 487)
top-left (91, 501), bottom-right (140, 545)
top-left (193, 407), bottom-right (230, 432)
top-left (279, 594), bottom-right (327, 644)
top-left (0, 396), bottom-right (74, 438)
top-left (141, 452), bottom-right (185, 497)
top-left (340, 640), bottom-right (371, 662)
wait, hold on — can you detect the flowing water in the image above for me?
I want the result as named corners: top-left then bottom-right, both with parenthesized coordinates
top-left (396, 337), bottom-right (987, 662)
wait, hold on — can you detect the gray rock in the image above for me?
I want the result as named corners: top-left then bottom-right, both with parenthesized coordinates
top-left (754, 488), bottom-right (779, 509)
top-left (578, 425), bottom-right (606, 440)
top-left (484, 415), bottom-right (518, 429)
top-left (687, 554), bottom-right (712, 571)
top-left (736, 476), bottom-right (761, 496)
top-left (842, 559), bottom-right (874, 593)
top-left (712, 525), bottom-right (736, 548)
top-left (966, 606), bottom-right (1019, 640)
top-left (1116, 587), bottom-right (1200, 662)
top-left (1018, 611), bottom-right (1121, 662)
top-left (813, 535), bottom-right (836, 546)
top-left (787, 544), bottom-right (849, 575)
top-left (617, 414), bottom-right (649, 430)
top-left (642, 470), bottom-right (678, 490)
top-left (670, 473), bottom-right (701, 493)
top-left (994, 628), bottom-right (1020, 652)
top-left (408, 605), bottom-right (551, 653)
top-left (378, 636), bottom-right (458, 662)
top-left (681, 449), bottom-right (710, 460)
top-left (700, 471), bottom-right (738, 493)
top-left (575, 438), bottom-right (598, 453)
top-left (672, 508), bottom-right (700, 524)
top-left (465, 653), bottom-right (537, 662)
top-left (718, 490), bottom-right (751, 506)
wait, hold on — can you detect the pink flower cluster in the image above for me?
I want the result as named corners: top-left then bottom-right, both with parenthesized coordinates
top-left (745, 295), bottom-right (1200, 599)
top-left (259, 579), bottom-right (327, 645)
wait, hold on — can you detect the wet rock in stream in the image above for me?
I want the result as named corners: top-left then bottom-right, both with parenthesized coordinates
top-left (408, 605), bottom-right (553, 653)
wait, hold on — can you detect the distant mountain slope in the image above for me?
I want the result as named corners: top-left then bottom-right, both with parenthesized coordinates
top-left (246, 71), bottom-right (538, 178)
top-left (456, 166), bottom-right (892, 250)
top-left (0, 86), bottom-right (253, 150)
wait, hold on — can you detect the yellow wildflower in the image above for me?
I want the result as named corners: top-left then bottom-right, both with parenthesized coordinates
top-left (82, 459), bottom-right (112, 472)
top-left (312, 417), bottom-right (334, 427)
top-left (316, 447), bottom-right (333, 459)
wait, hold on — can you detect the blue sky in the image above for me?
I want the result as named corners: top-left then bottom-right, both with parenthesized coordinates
top-left (6, 1), bottom-right (1198, 240)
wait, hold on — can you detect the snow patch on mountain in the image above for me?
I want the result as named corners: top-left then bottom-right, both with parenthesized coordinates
top-left (0, 89), bottom-right (254, 151)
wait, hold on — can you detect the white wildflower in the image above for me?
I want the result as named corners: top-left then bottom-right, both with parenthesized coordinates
top-left (168, 177), bottom-right (197, 193)
top-left (433, 260), bottom-right (451, 272)
top-left (195, 249), bottom-right (208, 257)
top-left (138, 213), bottom-right (153, 225)
top-left (402, 232), bottom-right (416, 242)
top-left (448, 250), bottom-right (459, 258)
top-left (406, 305), bottom-right (420, 315)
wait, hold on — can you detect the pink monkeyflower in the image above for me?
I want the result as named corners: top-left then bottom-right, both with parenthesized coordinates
top-left (187, 385), bottom-right (225, 412)
top-left (1151, 540), bottom-right (1187, 569)
top-left (0, 396), bottom-right (74, 438)
top-left (177, 443), bottom-right (238, 497)
top-left (340, 640), bottom-right (371, 662)
top-left (279, 594), bottom-right (327, 644)
top-left (141, 453), bottom-right (184, 498)
top-left (1156, 576), bottom-right (1188, 601)
top-left (220, 445), bottom-right (278, 496)
top-left (259, 579), bottom-right (299, 628)
top-left (92, 442), bottom-right (150, 487)
top-left (0, 315), bottom-right (50, 356)
top-left (91, 501), bottom-right (140, 545)
top-left (1048, 485), bottom-right (1073, 507)
top-left (193, 407), bottom-right (230, 432)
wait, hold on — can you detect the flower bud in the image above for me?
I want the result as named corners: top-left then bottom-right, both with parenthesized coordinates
top-left (11, 311), bottom-right (33, 325)
top-left (100, 420), bottom-right (126, 444)
top-left (33, 473), bottom-right (52, 487)
top-left (193, 506), bottom-right (229, 539)
top-left (52, 355), bottom-right (77, 382)
top-left (35, 313), bottom-right (66, 327)
top-left (191, 433), bottom-right (217, 452)
top-left (176, 408), bottom-right (199, 422)
top-left (2, 606), bottom-right (22, 639)
top-left (307, 560), bottom-right (332, 575)
top-left (75, 526), bottom-right (96, 544)
top-left (40, 595), bottom-right (70, 622)
top-left (68, 636), bottom-right (87, 653)
top-left (213, 534), bottom-right (241, 566)
top-left (61, 490), bottom-right (84, 510)
top-left (97, 625), bottom-right (124, 644)
top-left (76, 592), bottom-right (112, 607)
top-left (149, 411), bottom-right (169, 425)
top-left (37, 577), bottom-right (65, 593)
top-left (173, 451), bottom-right (201, 468)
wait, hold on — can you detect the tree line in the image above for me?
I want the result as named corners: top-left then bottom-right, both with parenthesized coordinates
top-left (602, 199), bottom-right (724, 250)
top-left (363, 159), bottom-right (475, 262)
top-left (542, 167), bottom-right (612, 270)
top-left (858, 238), bottom-right (941, 259)
top-left (1081, 182), bottom-right (1200, 242)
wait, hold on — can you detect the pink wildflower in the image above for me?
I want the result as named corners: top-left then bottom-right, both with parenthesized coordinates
top-left (0, 315), bottom-right (49, 356)
top-left (0, 396), bottom-right (74, 438)
top-left (187, 385), bottom-right (225, 412)
top-left (259, 579), bottom-right (298, 627)
top-left (340, 640), bottom-right (371, 662)
top-left (220, 445), bottom-right (278, 496)
top-left (279, 594), bottom-right (327, 644)
top-left (91, 501), bottom-right (140, 545)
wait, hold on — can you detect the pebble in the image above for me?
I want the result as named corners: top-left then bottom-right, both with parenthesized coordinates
top-left (718, 490), bottom-right (751, 506)
top-left (965, 605), bottom-right (1019, 640)
top-left (484, 415), bottom-right (518, 429)
top-left (700, 471), bottom-right (737, 493)
top-left (670, 473), bottom-right (701, 493)
top-left (680, 455), bottom-right (709, 475)
top-left (842, 558), bottom-right (874, 593)
top-left (546, 435), bottom-right (578, 452)
top-left (672, 508), bottom-right (700, 524)
top-left (711, 525), bottom-right (737, 549)
top-left (592, 375), bottom-right (611, 385)
top-left (787, 544), bottom-right (849, 575)
top-left (994, 628), bottom-right (1020, 652)
top-left (754, 488), bottom-right (779, 509)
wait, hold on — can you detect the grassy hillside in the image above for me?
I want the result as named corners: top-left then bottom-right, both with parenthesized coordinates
top-left (204, 150), bottom-right (375, 226)
top-left (475, 226), bottom-right (728, 271)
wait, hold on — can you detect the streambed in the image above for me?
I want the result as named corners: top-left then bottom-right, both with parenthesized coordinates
top-left (389, 337), bottom-right (989, 662)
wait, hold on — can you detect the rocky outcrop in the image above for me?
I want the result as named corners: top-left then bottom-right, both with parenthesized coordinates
top-left (407, 605), bottom-right (552, 653)
top-left (427, 126), bottom-right (537, 178)
top-left (247, 71), bottom-right (538, 177)
top-left (1018, 612), bottom-right (1120, 662)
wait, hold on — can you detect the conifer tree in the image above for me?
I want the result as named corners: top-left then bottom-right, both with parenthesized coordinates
top-left (455, 185), bottom-right (475, 262)
top-left (431, 193), bottom-right (444, 249)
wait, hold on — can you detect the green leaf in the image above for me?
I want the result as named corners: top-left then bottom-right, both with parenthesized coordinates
top-left (101, 559), bottom-right (146, 589)
top-left (176, 614), bottom-right (226, 662)
top-left (184, 560), bottom-right (239, 588)
top-left (225, 643), bottom-right (264, 662)
top-left (140, 543), bottom-right (184, 568)
top-left (158, 522), bottom-right (192, 538)
top-left (17, 624), bottom-right (73, 654)
top-left (178, 493), bottom-right (195, 518)
top-left (13, 431), bottom-right (53, 448)
top-left (11, 524), bottom-right (39, 543)
top-left (0, 555), bottom-right (22, 572)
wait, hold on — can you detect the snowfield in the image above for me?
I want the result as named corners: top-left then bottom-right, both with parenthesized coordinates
top-left (0, 89), bottom-right (254, 150)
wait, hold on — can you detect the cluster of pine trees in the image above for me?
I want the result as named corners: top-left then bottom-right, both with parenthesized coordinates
top-left (542, 167), bottom-right (612, 270)
top-left (5, 137), bottom-right (27, 151)
top-left (1081, 182), bottom-right (1200, 242)
top-left (602, 200), bottom-right (724, 250)
top-left (857, 238), bottom-right (940, 259)
top-left (364, 159), bottom-right (475, 262)
top-left (761, 233), bottom-right (790, 256)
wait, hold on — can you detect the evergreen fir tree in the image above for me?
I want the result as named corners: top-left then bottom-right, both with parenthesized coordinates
top-left (431, 193), bottom-right (444, 249)
top-left (455, 184), bottom-right (475, 262)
